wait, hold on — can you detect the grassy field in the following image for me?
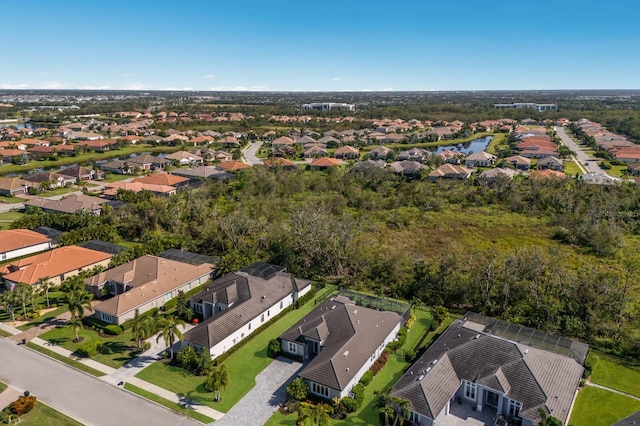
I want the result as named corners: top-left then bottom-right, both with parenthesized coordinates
top-left (570, 386), bottom-right (640, 426)
top-left (12, 402), bottom-right (84, 426)
top-left (591, 354), bottom-right (640, 397)
top-left (0, 144), bottom-right (177, 175)
top-left (123, 382), bottom-right (214, 424)
top-left (36, 186), bottom-right (79, 197)
top-left (0, 381), bottom-right (7, 393)
top-left (137, 287), bottom-right (337, 413)
top-left (0, 196), bottom-right (25, 204)
top-left (0, 211), bottom-right (24, 229)
top-left (39, 324), bottom-right (138, 369)
top-left (25, 342), bottom-right (106, 377)
top-left (606, 165), bottom-right (627, 178)
top-left (563, 160), bottom-right (584, 176)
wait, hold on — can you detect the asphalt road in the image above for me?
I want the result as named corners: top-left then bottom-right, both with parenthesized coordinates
top-left (243, 141), bottom-right (264, 165)
top-left (0, 339), bottom-right (199, 426)
top-left (555, 126), bottom-right (605, 174)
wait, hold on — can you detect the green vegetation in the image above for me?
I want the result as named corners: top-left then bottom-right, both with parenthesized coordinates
top-left (35, 186), bottom-right (79, 197)
top-left (11, 401), bottom-right (84, 426)
top-left (17, 305), bottom-right (67, 331)
top-left (591, 354), bottom-right (640, 397)
top-left (0, 196), bottom-right (25, 204)
top-left (0, 329), bottom-right (11, 338)
top-left (137, 287), bottom-right (335, 413)
top-left (25, 343), bottom-right (106, 377)
top-left (570, 387), bottom-right (640, 426)
top-left (123, 382), bottom-right (214, 424)
top-left (0, 381), bottom-right (7, 393)
top-left (563, 161), bottom-right (583, 176)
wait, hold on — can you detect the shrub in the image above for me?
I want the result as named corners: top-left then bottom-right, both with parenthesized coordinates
top-left (359, 370), bottom-right (374, 386)
top-left (121, 307), bottom-right (159, 330)
top-left (268, 339), bottom-right (281, 359)
top-left (339, 397), bottom-right (358, 413)
top-left (174, 345), bottom-right (212, 376)
top-left (583, 352), bottom-right (597, 378)
top-left (351, 383), bottom-right (365, 409)
top-left (404, 349), bottom-right (416, 362)
top-left (104, 325), bottom-right (123, 335)
top-left (286, 377), bottom-right (309, 401)
top-left (9, 395), bottom-right (37, 416)
top-left (370, 351), bottom-right (390, 375)
top-left (405, 314), bottom-right (416, 330)
top-left (76, 339), bottom-right (103, 357)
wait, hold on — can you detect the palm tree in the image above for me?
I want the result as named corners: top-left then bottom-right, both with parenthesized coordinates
top-left (68, 316), bottom-right (83, 341)
top-left (131, 309), bottom-right (156, 348)
top-left (205, 364), bottom-right (230, 402)
top-left (538, 408), bottom-right (562, 426)
top-left (374, 388), bottom-right (410, 426)
top-left (14, 284), bottom-right (31, 318)
top-left (156, 315), bottom-right (185, 358)
top-left (392, 398), bottom-right (410, 426)
top-left (67, 289), bottom-right (93, 319)
top-left (297, 401), bottom-right (333, 426)
top-left (37, 277), bottom-right (52, 308)
top-left (0, 291), bottom-right (18, 321)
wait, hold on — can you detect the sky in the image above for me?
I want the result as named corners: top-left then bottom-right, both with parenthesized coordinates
top-left (1, 0), bottom-right (639, 91)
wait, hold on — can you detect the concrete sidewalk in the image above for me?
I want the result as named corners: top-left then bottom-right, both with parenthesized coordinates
top-left (0, 386), bottom-right (22, 411)
top-left (30, 336), bottom-right (116, 375)
top-left (0, 323), bottom-right (22, 336)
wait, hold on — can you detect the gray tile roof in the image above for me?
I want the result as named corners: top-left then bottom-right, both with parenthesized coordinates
top-left (281, 296), bottom-right (402, 391)
top-left (183, 264), bottom-right (311, 350)
top-left (392, 317), bottom-right (584, 425)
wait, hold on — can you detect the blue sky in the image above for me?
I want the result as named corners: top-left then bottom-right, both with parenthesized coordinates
top-left (1, 0), bottom-right (638, 91)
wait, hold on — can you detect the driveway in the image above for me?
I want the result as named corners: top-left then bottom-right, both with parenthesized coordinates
top-left (243, 141), bottom-right (264, 165)
top-left (555, 126), bottom-right (605, 175)
top-left (213, 356), bottom-right (303, 426)
top-left (0, 338), bottom-right (199, 426)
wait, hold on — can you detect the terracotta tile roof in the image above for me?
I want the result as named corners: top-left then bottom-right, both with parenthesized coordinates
top-left (263, 158), bottom-right (295, 167)
top-left (0, 229), bottom-right (51, 254)
top-left (2, 246), bottom-right (111, 285)
top-left (102, 181), bottom-right (176, 196)
top-left (216, 161), bottom-right (252, 171)
top-left (132, 173), bottom-right (188, 186)
top-left (310, 157), bottom-right (341, 167)
top-left (529, 169), bottom-right (566, 180)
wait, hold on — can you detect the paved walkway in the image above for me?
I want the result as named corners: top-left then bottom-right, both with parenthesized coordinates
top-left (214, 356), bottom-right (303, 426)
top-left (0, 385), bottom-right (22, 411)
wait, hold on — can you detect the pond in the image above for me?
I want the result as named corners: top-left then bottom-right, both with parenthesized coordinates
top-left (434, 136), bottom-right (493, 155)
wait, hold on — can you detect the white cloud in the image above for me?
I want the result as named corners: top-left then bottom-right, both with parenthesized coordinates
top-left (208, 85), bottom-right (271, 91)
top-left (331, 77), bottom-right (341, 82)
top-left (160, 87), bottom-right (195, 91)
top-left (203, 74), bottom-right (215, 79)
top-left (122, 83), bottom-right (151, 90)
top-left (378, 88), bottom-right (394, 91)
top-left (40, 81), bottom-right (67, 89)
top-left (77, 85), bottom-right (111, 90)
top-left (0, 83), bottom-right (28, 89)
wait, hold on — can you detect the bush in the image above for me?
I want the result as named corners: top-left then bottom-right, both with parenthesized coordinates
top-left (339, 397), bottom-right (358, 413)
top-left (174, 345), bottom-right (212, 376)
top-left (76, 339), bottom-right (103, 357)
top-left (286, 377), bottom-right (309, 401)
top-left (405, 314), bottom-right (416, 330)
top-left (583, 352), bottom-right (597, 379)
top-left (359, 370), bottom-right (374, 386)
top-left (268, 338), bottom-right (281, 359)
top-left (121, 308), bottom-right (159, 330)
top-left (351, 383), bottom-right (365, 409)
top-left (9, 395), bottom-right (36, 416)
top-left (104, 325), bottom-right (123, 335)
top-left (370, 351), bottom-right (390, 375)
top-left (404, 349), bottom-right (416, 362)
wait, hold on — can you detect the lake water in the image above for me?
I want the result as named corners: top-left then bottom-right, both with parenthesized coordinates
top-left (434, 136), bottom-right (493, 155)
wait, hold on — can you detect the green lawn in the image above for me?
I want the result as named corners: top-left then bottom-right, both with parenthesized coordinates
top-left (102, 173), bottom-right (132, 183)
top-left (0, 211), bottom-right (24, 230)
top-left (563, 161), bottom-right (584, 176)
top-left (18, 305), bottom-right (68, 331)
top-left (0, 381), bottom-right (7, 393)
top-left (39, 324), bottom-right (139, 369)
top-left (266, 309), bottom-right (439, 426)
top-left (570, 386), bottom-right (640, 426)
top-left (606, 165), bottom-right (627, 178)
top-left (0, 196), bottom-right (25, 204)
top-left (36, 186), bottom-right (79, 197)
top-left (123, 382), bottom-right (214, 424)
top-left (13, 402), bottom-right (84, 426)
top-left (0, 329), bottom-right (11, 338)
top-left (591, 354), bottom-right (640, 397)
top-left (137, 287), bottom-right (337, 413)
top-left (25, 342), bottom-right (106, 377)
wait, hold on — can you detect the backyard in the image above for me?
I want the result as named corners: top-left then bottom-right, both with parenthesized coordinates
top-left (590, 353), bottom-right (640, 397)
top-left (570, 386), bottom-right (640, 426)
top-left (136, 285), bottom-right (337, 413)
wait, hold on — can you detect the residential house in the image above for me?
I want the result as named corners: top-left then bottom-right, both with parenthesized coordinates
top-left (428, 164), bottom-right (473, 181)
top-left (128, 154), bottom-right (170, 171)
top-left (353, 159), bottom-right (387, 173)
top-left (272, 136), bottom-right (295, 148)
top-left (317, 136), bottom-right (340, 147)
top-left (309, 157), bottom-right (342, 170)
top-left (102, 181), bottom-right (177, 198)
top-left (164, 151), bottom-right (204, 166)
top-left (367, 146), bottom-right (393, 160)
top-left (171, 166), bottom-right (234, 181)
top-left (627, 163), bottom-right (640, 176)
top-left (529, 170), bottom-right (566, 180)
top-left (280, 295), bottom-right (402, 400)
top-left (89, 255), bottom-right (215, 325)
top-left (219, 136), bottom-right (240, 149)
top-left (74, 139), bottom-right (118, 152)
top-left (0, 149), bottom-right (28, 164)
top-left (24, 194), bottom-right (112, 215)
top-left (382, 133), bottom-right (407, 144)
top-left (216, 161), bottom-right (252, 172)
top-left (1, 246), bottom-right (112, 289)
top-left (391, 313), bottom-right (586, 426)
top-left (182, 262), bottom-right (312, 358)
top-left (57, 165), bottom-right (104, 181)
top-left (98, 160), bottom-right (130, 175)
top-left (334, 145), bottom-right (359, 160)
top-left (465, 151), bottom-right (497, 168)
top-left (580, 173), bottom-right (621, 186)
top-left (536, 156), bottom-right (564, 171)
top-left (0, 177), bottom-right (31, 196)
top-left (504, 155), bottom-right (531, 171)
top-left (22, 172), bottom-right (76, 190)
top-left (479, 168), bottom-right (515, 181)
top-left (263, 158), bottom-right (297, 171)
top-left (0, 229), bottom-right (52, 262)
top-left (132, 173), bottom-right (189, 188)
top-left (389, 160), bottom-right (425, 178)
top-left (304, 144), bottom-right (328, 158)
top-left (397, 148), bottom-right (430, 163)
top-left (436, 150), bottom-right (465, 165)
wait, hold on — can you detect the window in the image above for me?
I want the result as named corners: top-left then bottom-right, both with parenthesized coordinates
top-left (194, 304), bottom-right (203, 314)
top-left (165, 292), bottom-right (173, 302)
top-left (288, 342), bottom-right (297, 354)
top-left (267, 310), bottom-right (270, 317)
top-left (280, 301), bottom-right (283, 309)
top-left (248, 322), bottom-right (252, 330)
top-left (311, 383), bottom-right (329, 398)
top-left (1, 254), bottom-right (6, 260)
top-left (261, 314), bottom-right (265, 323)
top-left (100, 312), bottom-right (114, 323)
top-left (464, 381), bottom-right (476, 400)
top-left (508, 400), bottom-right (522, 417)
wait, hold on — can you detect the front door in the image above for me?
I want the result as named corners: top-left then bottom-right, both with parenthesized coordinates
top-left (486, 390), bottom-right (499, 408)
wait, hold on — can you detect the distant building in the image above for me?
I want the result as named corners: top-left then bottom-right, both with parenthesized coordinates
top-left (301, 102), bottom-right (355, 111)
top-left (494, 103), bottom-right (558, 112)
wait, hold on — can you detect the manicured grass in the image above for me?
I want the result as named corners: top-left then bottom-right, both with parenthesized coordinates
top-left (102, 173), bottom-right (132, 183)
top-left (0, 329), bottom-right (12, 337)
top-left (15, 401), bottom-right (84, 426)
top-left (569, 386), bottom-right (640, 426)
top-left (137, 287), bottom-right (337, 413)
top-left (25, 342), bottom-right (106, 377)
top-left (486, 133), bottom-right (507, 154)
top-left (123, 382), bottom-right (214, 424)
top-left (591, 354), bottom-right (640, 397)
top-left (563, 161), bottom-right (584, 176)
top-left (0, 381), bottom-right (7, 393)
top-left (39, 324), bottom-right (138, 369)
top-left (36, 186), bottom-right (79, 197)
top-left (0, 211), bottom-right (24, 220)
top-left (606, 165), bottom-right (627, 178)
top-left (0, 196), bottom-right (25, 204)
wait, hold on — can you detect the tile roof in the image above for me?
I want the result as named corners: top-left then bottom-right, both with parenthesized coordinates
top-left (216, 161), bottom-right (252, 171)
top-left (310, 157), bottom-right (341, 168)
top-left (131, 173), bottom-right (189, 186)
top-left (24, 194), bottom-right (108, 214)
top-left (0, 229), bottom-right (51, 254)
top-left (90, 256), bottom-right (215, 316)
top-left (282, 296), bottom-right (401, 391)
top-left (2, 246), bottom-right (111, 285)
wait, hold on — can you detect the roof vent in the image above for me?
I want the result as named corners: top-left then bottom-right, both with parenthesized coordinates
top-left (474, 334), bottom-right (480, 339)
top-left (417, 374), bottom-right (425, 381)
top-left (331, 305), bottom-right (336, 310)
top-left (343, 350), bottom-right (349, 357)
top-left (425, 367), bottom-right (431, 373)
top-left (345, 368), bottom-right (349, 372)
top-left (353, 309), bottom-right (358, 314)
top-left (524, 349), bottom-right (529, 355)
top-left (431, 359), bottom-right (438, 366)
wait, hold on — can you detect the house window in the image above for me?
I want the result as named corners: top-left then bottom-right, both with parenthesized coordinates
top-left (261, 314), bottom-right (265, 323)
top-left (464, 381), bottom-right (476, 400)
top-left (100, 312), bottom-right (114, 323)
top-left (280, 301), bottom-right (283, 309)
top-left (0, 254), bottom-right (6, 260)
top-left (288, 342), bottom-right (296, 354)
top-left (248, 322), bottom-right (252, 330)
top-left (267, 310), bottom-right (270, 317)
top-left (165, 292), bottom-right (173, 302)
top-left (508, 400), bottom-right (522, 417)
top-left (311, 383), bottom-right (329, 398)
top-left (194, 304), bottom-right (203, 314)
